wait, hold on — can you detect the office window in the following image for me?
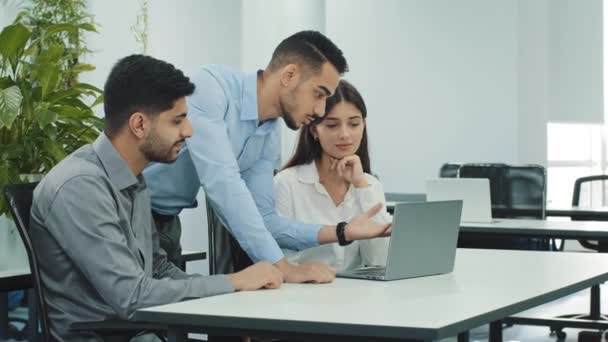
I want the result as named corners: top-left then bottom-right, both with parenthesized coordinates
top-left (546, 123), bottom-right (604, 206)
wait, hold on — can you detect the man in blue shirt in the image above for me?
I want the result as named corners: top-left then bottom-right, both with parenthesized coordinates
top-left (144, 31), bottom-right (391, 283)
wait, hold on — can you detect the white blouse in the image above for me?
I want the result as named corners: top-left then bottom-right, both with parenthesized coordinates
top-left (273, 162), bottom-right (392, 272)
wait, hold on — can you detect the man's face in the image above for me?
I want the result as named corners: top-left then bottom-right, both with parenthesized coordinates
top-left (140, 97), bottom-right (192, 163)
top-left (279, 62), bottom-right (340, 130)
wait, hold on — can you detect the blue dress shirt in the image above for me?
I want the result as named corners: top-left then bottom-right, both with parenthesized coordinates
top-left (143, 65), bottom-right (321, 263)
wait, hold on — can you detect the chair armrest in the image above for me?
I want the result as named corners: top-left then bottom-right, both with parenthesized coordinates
top-left (179, 251), bottom-right (207, 263)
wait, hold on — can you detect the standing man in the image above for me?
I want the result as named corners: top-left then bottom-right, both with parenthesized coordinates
top-left (144, 31), bottom-right (391, 283)
top-left (30, 55), bottom-right (283, 342)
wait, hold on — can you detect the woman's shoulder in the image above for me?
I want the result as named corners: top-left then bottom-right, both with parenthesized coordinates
top-left (274, 165), bottom-right (301, 184)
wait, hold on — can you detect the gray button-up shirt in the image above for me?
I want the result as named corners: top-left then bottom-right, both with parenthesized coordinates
top-left (30, 133), bottom-right (234, 342)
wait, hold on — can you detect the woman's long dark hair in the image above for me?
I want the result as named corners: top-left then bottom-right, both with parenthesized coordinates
top-left (282, 79), bottom-right (371, 173)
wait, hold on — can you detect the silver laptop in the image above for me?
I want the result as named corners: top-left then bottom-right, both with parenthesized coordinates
top-left (426, 178), bottom-right (495, 223)
top-left (337, 200), bottom-right (462, 281)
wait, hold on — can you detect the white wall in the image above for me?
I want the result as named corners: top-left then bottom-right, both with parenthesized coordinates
top-left (548, 0), bottom-right (603, 124)
top-left (326, 0), bottom-right (519, 193)
top-left (80, 0), bottom-right (142, 113)
top-left (241, 0), bottom-right (326, 166)
top-left (517, 0), bottom-right (549, 166)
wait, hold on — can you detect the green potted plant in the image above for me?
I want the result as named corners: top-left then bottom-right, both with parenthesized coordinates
top-left (0, 0), bottom-right (104, 217)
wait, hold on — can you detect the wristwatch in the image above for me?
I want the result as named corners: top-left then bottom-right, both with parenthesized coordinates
top-left (336, 221), bottom-right (353, 246)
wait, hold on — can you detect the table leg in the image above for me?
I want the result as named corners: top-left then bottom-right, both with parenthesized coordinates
top-left (167, 327), bottom-right (187, 342)
top-left (590, 284), bottom-right (601, 320)
top-left (0, 292), bottom-right (8, 340)
top-left (489, 320), bottom-right (503, 342)
top-left (457, 330), bottom-right (469, 342)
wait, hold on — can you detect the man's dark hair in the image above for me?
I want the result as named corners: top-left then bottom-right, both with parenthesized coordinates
top-left (268, 30), bottom-right (348, 75)
top-left (103, 54), bottom-right (195, 137)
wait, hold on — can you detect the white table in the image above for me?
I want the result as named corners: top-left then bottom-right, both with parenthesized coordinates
top-left (387, 200), bottom-right (608, 219)
top-left (460, 218), bottom-right (608, 240)
top-left (135, 249), bottom-right (608, 342)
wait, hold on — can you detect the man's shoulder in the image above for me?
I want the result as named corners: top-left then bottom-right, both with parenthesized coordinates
top-left (34, 144), bottom-right (109, 209)
top-left (188, 64), bottom-right (244, 86)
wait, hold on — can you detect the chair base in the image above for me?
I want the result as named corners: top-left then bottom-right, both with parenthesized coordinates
top-left (549, 314), bottom-right (608, 341)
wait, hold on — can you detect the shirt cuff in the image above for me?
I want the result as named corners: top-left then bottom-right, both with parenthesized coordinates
top-left (192, 274), bottom-right (236, 296)
top-left (260, 242), bottom-right (287, 264)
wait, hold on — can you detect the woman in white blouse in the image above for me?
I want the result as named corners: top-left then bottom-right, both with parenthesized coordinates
top-left (274, 80), bottom-right (391, 272)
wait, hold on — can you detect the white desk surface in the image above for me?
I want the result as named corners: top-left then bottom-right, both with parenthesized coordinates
top-left (460, 218), bottom-right (608, 238)
top-left (136, 249), bottom-right (608, 340)
top-left (0, 268), bottom-right (29, 279)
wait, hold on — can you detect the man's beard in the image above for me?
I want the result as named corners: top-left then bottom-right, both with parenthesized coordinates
top-left (279, 95), bottom-right (299, 130)
top-left (140, 131), bottom-right (183, 164)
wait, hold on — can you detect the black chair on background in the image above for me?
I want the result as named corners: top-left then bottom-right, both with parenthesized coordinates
top-left (439, 163), bottom-right (462, 178)
top-left (439, 162), bottom-right (551, 250)
top-left (571, 175), bottom-right (608, 251)
top-left (547, 175), bottom-right (608, 340)
top-left (3, 182), bottom-right (167, 342)
top-left (505, 165), bottom-right (546, 219)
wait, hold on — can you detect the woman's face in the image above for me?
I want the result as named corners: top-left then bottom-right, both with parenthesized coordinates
top-left (313, 101), bottom-right (365, 159)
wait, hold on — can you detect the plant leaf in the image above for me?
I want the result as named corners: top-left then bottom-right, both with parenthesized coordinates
top-left (91, 94), bottom-right (104, 107)
top-left (37, 64), bottom-right (60, 100)
top-left (44, 23), bottom-right (78, 36)
top-left (78, 23), bottom-right (97, 32)
top-left (0, 85), bottom-right (23, 129)
top-left (72, 63), bottom-right (95, 73)
top-left (47, 89), bottom-right (79, 103)
top-left (37, 44), bottom-right (65, 64)
top-left (0, 23), bottom-right (31, 61)
top-left (36, 104), bottom-right (57, 128)
top-left (73, 83), bottom-right (103, 94)
top-left (0, 77), bottom-right (15, 89)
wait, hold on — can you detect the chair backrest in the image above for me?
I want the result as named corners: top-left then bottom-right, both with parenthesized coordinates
top-left (205, 197), bottom-right (252, 275)
top-left (505, 165), bottom-right (546, 219)
top-left (3, 182), bottom-right (50, 342)
top-left (438, 163), bottom-right (549, 250)
top-left (572, 175), bottom-right (608, 207)
top-left (438, 163), bottom-right (462, 178)
top-left (458, 163), bottom-right (511, 210)
top-left (440, 163), bottom-right (546, 219)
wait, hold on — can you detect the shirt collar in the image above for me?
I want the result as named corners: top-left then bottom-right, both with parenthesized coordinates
top-left (297, 162), bottom-right (321, 185)
top-left (240, 70), bottom-right (260, 122)
top-left (93, 133), bottom-right (140, 191)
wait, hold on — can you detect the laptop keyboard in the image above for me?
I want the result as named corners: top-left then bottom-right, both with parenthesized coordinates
top-left (352, 267), bottom-right (386, 277)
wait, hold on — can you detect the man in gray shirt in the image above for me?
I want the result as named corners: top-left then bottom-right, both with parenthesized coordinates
top-left (29, 55), bottom-right (283, 342)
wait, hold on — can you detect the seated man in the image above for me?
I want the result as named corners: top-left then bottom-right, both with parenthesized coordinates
top-left (29, 54), bottom-right (283, 342)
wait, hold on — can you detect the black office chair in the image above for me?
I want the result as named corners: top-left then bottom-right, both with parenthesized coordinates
top-left (544, 175), bottom-right (608, 340)
top-left (206, 197), bottom-right (253, 342)
top-left (439, 162), bottom-right (462, 178)
top-left (441, 163), bottom-right (551, 250)
top-left (3, 182), bottom-right (167, 342)
top-left (571, 175), bottom-right (608, 251)
top-left (206, 198), bottom-right (253, 276)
